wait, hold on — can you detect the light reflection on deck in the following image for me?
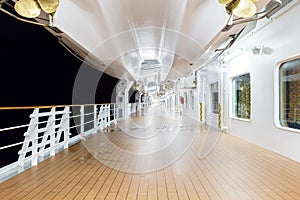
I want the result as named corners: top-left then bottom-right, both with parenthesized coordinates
top-left (82, 104), bottom-right (204, 173)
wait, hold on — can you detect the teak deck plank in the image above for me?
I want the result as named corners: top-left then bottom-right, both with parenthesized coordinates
top-left (1, 120), bottom-right (300, 200)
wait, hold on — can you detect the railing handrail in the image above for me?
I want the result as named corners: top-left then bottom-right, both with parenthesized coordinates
top-left (0, 103), bottom-right (117, 110)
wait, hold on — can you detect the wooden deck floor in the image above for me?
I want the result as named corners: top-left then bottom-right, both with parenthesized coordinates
top-left (1, 121), bottom-right (300, 199)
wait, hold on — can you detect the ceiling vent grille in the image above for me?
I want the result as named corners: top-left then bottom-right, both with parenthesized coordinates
top-left (141, 59), bottom-right (160, 65)
top-left (140, 59), bottom-right (161, 75)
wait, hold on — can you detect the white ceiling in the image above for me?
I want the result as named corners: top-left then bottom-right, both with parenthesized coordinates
top-left (54, 0), bottom-right (227, 81)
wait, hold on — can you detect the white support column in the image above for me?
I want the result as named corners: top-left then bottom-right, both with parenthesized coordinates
top-left (116, 81), bottom-right (125, 119)
top-left (198, 71), bottom-right (206, 124)
top-left (124, 81), bottom-right (134, 118)
top-left (116, 80), bottom-right (133, 119)
top-left (218, 63), bottom-right (228, 131)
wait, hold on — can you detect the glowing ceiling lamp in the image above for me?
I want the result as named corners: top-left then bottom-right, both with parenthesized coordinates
top-left (218, 0), bottom-right (259, 18)
top-left (14, 0), bottom-right (59, 18)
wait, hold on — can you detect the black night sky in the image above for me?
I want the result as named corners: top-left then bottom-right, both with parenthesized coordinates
top-left (0, 12), bottom-right (120, 107)
top-left (0, 11), bottom-right (119, 168)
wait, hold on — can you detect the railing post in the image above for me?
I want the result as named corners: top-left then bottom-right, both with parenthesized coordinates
top-left (49, 108), bottom-right (56, 156)
top-left (63, 106), bottom-right (70, 149)
top-left (105, 104), bottom-right (109, 127)
top-left (31, 109), bottom-right (39, 166)
top-left (80, 105), bottom-right (84, 138)
top-left (94, 105), bottom-right (98, 131)
top-left (103, 104), bottom-right (106, 127)
top-left (114, 104), bottom-right (116, 121)
top-left (39, 107), bottom-right (56, 157)
top-left (98, 105), bottom-right (103, 130)
top-left (18, 108), bottom-right (39, 167)
top-left (54, 106), bottom-right (71, 150)
top-left (110, 104), bottom-right (114, 124)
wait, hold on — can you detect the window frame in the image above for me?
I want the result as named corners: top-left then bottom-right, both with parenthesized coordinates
top-left (275, 55), bottom-right (300, 133)
top-left (209, 82), bottom-right (219, 114)
top-left (230, 72), bottom-right (252, 121)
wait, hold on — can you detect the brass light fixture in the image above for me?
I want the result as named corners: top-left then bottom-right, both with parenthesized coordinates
top-left (218, 0), bottom-right (259, 18)
top-left (14, 0), bottom-right (41, 18)
top-left (37, 0), bottom-right (59, 14)
top-left (14, 0), bottom-right (59, 18)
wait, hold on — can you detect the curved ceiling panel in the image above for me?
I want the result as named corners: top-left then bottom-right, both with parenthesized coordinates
top-left (54, 0), bottom-right (227, 81)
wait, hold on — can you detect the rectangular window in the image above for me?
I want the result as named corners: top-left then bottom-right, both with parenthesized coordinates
top-left (210, 82), bottom-right (218, 114)
top-left (232, 73), bottom-right (251, 119)
top-left (279, 58), bottom-right (300, 130)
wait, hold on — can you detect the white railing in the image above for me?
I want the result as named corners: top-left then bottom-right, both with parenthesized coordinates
top-left (0, 104), bottom-right (116, 182)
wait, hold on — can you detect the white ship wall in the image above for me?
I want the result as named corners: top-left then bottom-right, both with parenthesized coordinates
top-left (212, 2), bottom-right (300, 162)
